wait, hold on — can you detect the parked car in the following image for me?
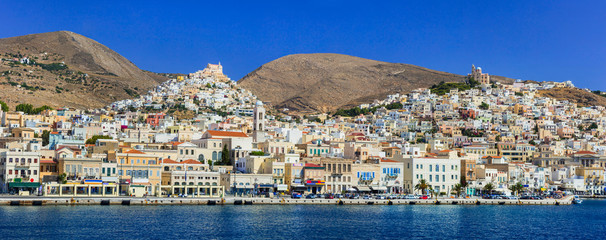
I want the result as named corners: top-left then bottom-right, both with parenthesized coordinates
top-left (375, 195), bottom-right (386, 200)
top-left (349, 194), bottom-right (360, 199)
top-left (325, 194), bottom-right (334, 199)
top-left (306, 194), bottom-right (317, 199)
top-left (404, 195), bottom-right (417, 199)
top-left (335, 194), bottom-right (344, 199)
top-left (291, 192), bottom-right (302, 199)
top-left (419, 195), bottom-right (428, 199)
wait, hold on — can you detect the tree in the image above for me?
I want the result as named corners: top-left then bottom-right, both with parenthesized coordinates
top-left (589, 122), bottom-right (599, 130)
top-left (250, 151), bottom-right (265, 156)
top-left (220, 145), bottom-right (230, 165)
top-left (495, 135), bottom-right (501, 142)
top-left (479, 102), bottom-right (489, 110)
top-left (41, 130), bottom-right (50, 146)
top-left (453, 183), bottom-right (463, 197)
top-left (508, 182), bottom-right (524, 196)
top-left (414, 179), bottom-right (430, 195)
top-left (57, 173), bottom-right (67, 184)
top-left (15, 103), bottom-right (34, 114)
top-left (483, 183), bottom-right (495, 195)
top-left (0, 100), bottom-right (8, 112)
top-left (460, 176), bottom-right (468, 188)
top-left (85, 135), bottom-right (112, 145)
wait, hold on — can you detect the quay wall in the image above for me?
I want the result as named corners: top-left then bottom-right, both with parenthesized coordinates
top-left (0, 196), bottom-right (573, 206)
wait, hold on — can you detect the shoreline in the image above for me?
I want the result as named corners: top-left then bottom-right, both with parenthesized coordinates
top-left (0, 195), bottom-right (574, 206)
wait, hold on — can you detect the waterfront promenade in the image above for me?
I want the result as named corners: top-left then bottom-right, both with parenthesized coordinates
top-left (0, 195), bottom-right (574, 206)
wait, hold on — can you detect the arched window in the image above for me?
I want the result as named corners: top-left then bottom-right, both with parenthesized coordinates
top-left (198, 154), bottom-right (205, 162)
top-left (212, 151), bottom-right (218, 160)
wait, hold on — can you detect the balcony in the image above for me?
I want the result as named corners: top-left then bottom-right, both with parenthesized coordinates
top-left (14, 163), bottom-right (30, 169)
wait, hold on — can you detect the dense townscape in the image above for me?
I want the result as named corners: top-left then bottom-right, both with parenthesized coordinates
top-left (1, 63), bottom-right (604, 200)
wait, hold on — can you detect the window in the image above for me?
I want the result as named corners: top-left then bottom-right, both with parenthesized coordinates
top-left (34, 170), bottom-right (37, 175)
top-left (429, 175), bottom-right (433, 181)
top-left (442, 175), bottom-right (445, 182)
top-left (435, 175), bottom-right (439, 182)
top-left (443, 165), bottom-right (445, 172)
top-left (34, 158), bottom-right (38, 163)
top-left (430, 165), bottom-right (433, 172)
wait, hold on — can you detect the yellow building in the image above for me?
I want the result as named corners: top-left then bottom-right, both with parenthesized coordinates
top-left (114, 149), bottom-right (162, 195)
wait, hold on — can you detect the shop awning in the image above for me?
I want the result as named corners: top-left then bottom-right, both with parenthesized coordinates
top-left (9, 182), bottom-right (40, 188)
top-left (277, 184), bottom-right (288, 191)
top-left (371, 186), bottom-right (388, 191)
top-left (235, 185), bottom-right (254, 189)
top-left (355, 186), bottom-right (371, 192)
top-left (259, 184), bottom-right (274, 188)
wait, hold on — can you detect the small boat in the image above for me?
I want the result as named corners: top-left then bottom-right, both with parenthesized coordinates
top-left (573, 195), bottom-right (583, 204)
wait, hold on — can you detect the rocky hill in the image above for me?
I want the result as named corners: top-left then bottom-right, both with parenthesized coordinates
top-left (537, 87), bottom-right (606, 107)
top-left (238, 53), bottom-right (467, 113)
top-left (0, 31), bottom-right (168, 109)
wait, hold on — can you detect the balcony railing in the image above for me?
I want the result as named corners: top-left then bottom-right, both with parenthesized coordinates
top-left (14, 163), bottom-right (30, 169)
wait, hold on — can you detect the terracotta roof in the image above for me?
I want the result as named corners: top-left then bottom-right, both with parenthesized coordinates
top-left (181, 159), bottom-right (203, 164)
top-left (575, 151), bottom-right (597, 155)
top-left (205, 130), bottom-right (248, 138)
top-left (124, 149), bottom-right (146, 154)
top-left (381, 159), bottom-right (399, 163)
top-left (161, 159), bottom-right (179, 164)
top-left (171, 141), bottom-right (184, 146)
top-left (40, 159), bottom-right (55, 164)
top-left (304, 163), bottom-right (323, 168)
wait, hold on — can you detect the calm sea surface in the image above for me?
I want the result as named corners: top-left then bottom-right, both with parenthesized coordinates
top-left (1, 200), bottom-right (605, 239)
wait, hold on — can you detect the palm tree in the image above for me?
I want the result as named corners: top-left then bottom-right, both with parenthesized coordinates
top-left (514, 182), bottom-right (524, 196)
top-left (453, 183), bottom-right (463, 198)
top-left (415, 179), bottom-right (429, 195)
top-left (483, 183), bottom-right (495, 195)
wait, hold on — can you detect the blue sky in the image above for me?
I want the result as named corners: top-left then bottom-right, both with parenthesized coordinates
top-left (1, 1), bottom-right (605, 89)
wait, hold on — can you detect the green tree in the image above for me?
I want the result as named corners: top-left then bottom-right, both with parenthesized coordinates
top-left (220, 145), bottom-right (230, 165)
top-left (57, 173), bottom-right (67, 184)
top-left (483, 183), bottom-right (495, 195)
top-left (479, 102), bottom-right (489, 110)
top-left (85, 135), bottom-right (113, 145)
top-left (414, 179), bottom-right (430, 195)
top-left (0, 100), bottom-right (8, 112)
top-left (460, 175), bottom-right (469, 188)
top-left (508, 182), bottom-right (524, 196)
top-left (453, 183), bottom-right (463, 197)
top-left (589, 122), bottom-right (599, 130)
top-left (40, 130), bottom-right (50, 146)
top-left (250, 151), bottom-right (265, 156)
top-left (15, 103), bottom-right (34, 114)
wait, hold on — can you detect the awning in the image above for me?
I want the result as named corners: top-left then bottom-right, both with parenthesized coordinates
top-left (235, 185), bottom-right (254, 189)
top-left (277, 184), bottom-right (288, 191)
top-left (9, 182), bottom-right (41, 188)
top-left (355, 186), bottom-right (371, 192)
top-left (258, 184), bottom-right (274, 188)
top-left (370, 186), bottom-right (388, 191)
